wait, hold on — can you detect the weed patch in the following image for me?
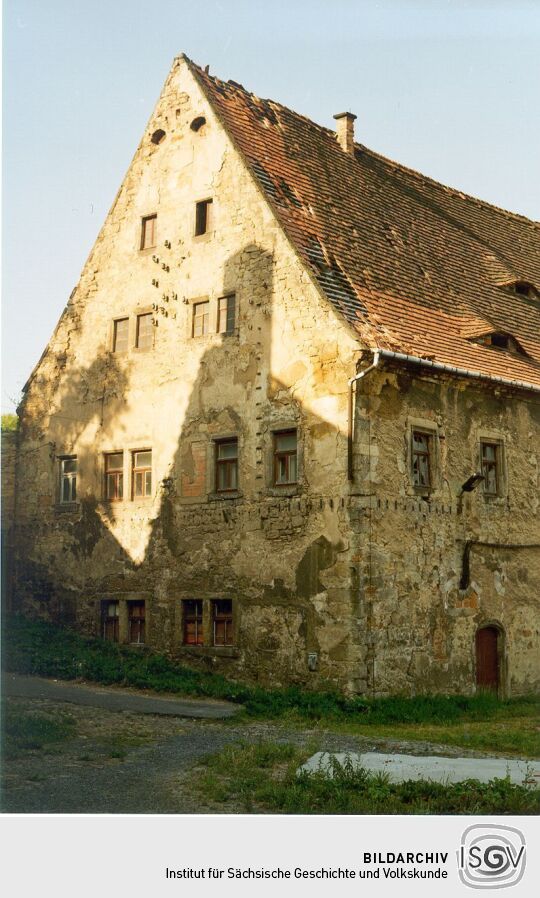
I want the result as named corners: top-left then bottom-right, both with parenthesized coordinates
top-left (3, 706), bottom-right (76, 760)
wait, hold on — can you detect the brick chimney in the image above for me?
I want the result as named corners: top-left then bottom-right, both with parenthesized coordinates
top-left (333, 112), bottom-right (357, 155)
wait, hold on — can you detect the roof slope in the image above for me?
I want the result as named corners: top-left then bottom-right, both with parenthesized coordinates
top-left (189, 59), bottom-right (540, 390)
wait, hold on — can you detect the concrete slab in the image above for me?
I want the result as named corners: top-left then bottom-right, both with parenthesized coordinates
top-left (299, 751), bottom-right (540, 787)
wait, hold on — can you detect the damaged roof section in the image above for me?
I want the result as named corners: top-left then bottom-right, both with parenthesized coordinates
top-left (188, 58), bottom-right (540, 389)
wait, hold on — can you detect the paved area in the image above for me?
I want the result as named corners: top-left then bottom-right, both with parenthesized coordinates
top-left (300, 751), bottom-right (540, 786)
top-left (3, 673), bottom-right (239, 719)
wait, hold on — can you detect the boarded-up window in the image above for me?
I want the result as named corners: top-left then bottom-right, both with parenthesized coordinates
top-left (192, 301), bottom-right (210, 337)
top-left (195, 199), bottom-right (212, 236)
top-left (183, 600), bottom-right (203, 645)
top-left (102, 600), bottom-right (119, 642)
top-left (113, 318), bottom-right (129, 353)
top-left (59, 457), bottom-right (77, 503)
top-left (140, 214), bottom-right (157, 250)
top-left (136, 313), bottom-right (153, 350)
top-left (212, 599), bottom-right (233, 646)
top-left (128, 601), bottom-right (146, 644)
top-left (412, 431), bottom-right (431, 488)
top-left (105, 452), bottom-right (123, 501)
top-left (132, 450), bottom-right (152, 498)
top-left (215, 438), bottom-right (238, 492)
top-left (217, 295), bottom-right (236, 335)
top-left (273, 430), bottom-right (297, 485)
top-left (481, 442), bottom-right (500, 495)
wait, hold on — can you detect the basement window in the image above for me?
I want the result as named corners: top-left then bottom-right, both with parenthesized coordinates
top-left (195, 199), bottom-right (212, 236)
top-left (113, 317), bottom-right (129, 353)
top-left (135, 312), bottom-right (153, 350)
top-left (140, 214), bottom-right (157, 250)
top-left (480, 442), bottom-right (501, 496)
top-left (411, 431), bottom-right (432, 489)
top-left (212, 599), bottom-right (233, 646)
top-left (182, 599), bottom-right (203, 645)
top-left (132, 450), bottom-right (152, 499)
top-left (102, 600), bottom-right (119, 642)
top-left (105, 452), bottom-right (124, 501)
top-left (273, 430), bottom-right (298, 485)
top-left (59, 457), bottom-right (77, 503)
top-left (217, 294), bottom-right (236, 335)
top-left (192, 300), bottom-right (210, 337)
top-left (215, 438), bottom-right (238, 493)
top-left (128, 601), bottom-right (146, 645)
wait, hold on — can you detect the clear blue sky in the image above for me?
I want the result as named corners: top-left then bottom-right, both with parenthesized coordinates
top-left (3, 0), bottom-right (540, 412)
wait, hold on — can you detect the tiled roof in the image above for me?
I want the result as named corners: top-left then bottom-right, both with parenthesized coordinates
top-left (189, 59), bottom-right (540, 390)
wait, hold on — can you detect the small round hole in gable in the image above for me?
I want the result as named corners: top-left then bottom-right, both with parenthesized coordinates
top-left (190, 116), bottom-right (206, 132)
top-left (151, 129), bottom-right (166, 145)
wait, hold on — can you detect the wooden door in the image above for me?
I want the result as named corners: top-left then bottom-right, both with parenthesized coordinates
top-left (476, 626), bottom-right (499, 691)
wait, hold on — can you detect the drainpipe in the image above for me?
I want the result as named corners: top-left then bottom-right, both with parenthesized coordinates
top-left (347, 350), bottom-right (380, 481)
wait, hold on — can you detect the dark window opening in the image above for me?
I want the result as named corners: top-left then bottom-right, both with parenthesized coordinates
top-left (213, 599), bottom-right (233, 646)
top-left (215, 438), bottom-right (238, 492)
top-left (105, 452), bottom-right (123, 501)
top-left (190, 116), bottom-right (206, 132)
top-left (273, 430), bottom-right (297, 485)
top-left (113, 318), bottom-right (129, 353)
top-left (490, 333), bottom-right (509, 349)
top-left (217, 295), bottom-right (236, 335)
top-left (102, 601), bottom-right (119, 642)
top-left (183, 600), bottom-right (203, 645)
top-left (192, 301), bottom-right (210, 337)
top-left (128, 601), bottom-right (146, 644)
top-left (60, 457), bottom-right (77, 503)
top-left (195, 199), bottom-right (212, 236)
top-left (136, 312), bottom-right (153, 350)
top-left (151, 128), bottom-right (166, 145)
top-left (132, 450), bottom-right (152, 498)
top-left (140, 214), bottom-right (157, 250)
top-left (412, 431), bottom-right (431, 489)
top-left (481, 442), bottom-right (500, 496)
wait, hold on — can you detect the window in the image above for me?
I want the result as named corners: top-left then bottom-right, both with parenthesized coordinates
top-left (113, 318), bottom-right (129, 353)
top-left (140, 214), bottom-right (157, 250)
top-left (182, 600), bottom-right (203, 645)
top-left (102, 601), bottom-right (119, 642)
top-left (59, 457), bottom-right (77, 503)
top-left (105, 452), bottom-right (123, 501)
top-left (215, 438), bottom-right (238, 492)
top-left (481, 442), bottom-right (501, 496)
top-left (212, 599), bottom-right (233, 646)
top-left (273, 430), bottom-right (297, 485)
top-left (132, 450), bottom-right (152, 498)
top-left (136, 313), bottom-right (153, 350)
top-left (128, 601), bottom-right (145, 644)
top-left (218, 295), bottom-right (236, 335)
top-left (192, 301), bottom-right (210, 337)
top-left (411, 430), bottom-right (431, 489)
top-left (195, 199), bottom-right (212, 236)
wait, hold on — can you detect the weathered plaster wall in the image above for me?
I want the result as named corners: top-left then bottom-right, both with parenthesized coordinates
top-left (353, 367), bottom-right (540, 695)
top-left (15, 57), bottom-right (366, 692)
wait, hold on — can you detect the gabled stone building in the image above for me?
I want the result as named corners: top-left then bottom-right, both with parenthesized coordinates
top-left (13, 55), bottom-right (540, 696)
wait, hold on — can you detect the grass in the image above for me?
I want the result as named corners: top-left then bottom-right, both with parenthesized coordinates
top-left (196, 741), bottom-right (540, 815)
top-left (3, 706), bottom-right (76, 760)
top-left (4, 615), bottom-right (539, 756)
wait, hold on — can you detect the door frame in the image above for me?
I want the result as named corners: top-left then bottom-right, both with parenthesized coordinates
top-left (474, 620), bottom-right (506, 697)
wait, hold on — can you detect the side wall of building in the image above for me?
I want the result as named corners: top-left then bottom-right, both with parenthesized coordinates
top-left (352, 365), bottom-right (540, 695)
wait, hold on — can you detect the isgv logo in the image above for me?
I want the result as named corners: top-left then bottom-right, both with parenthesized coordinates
top-left (458, 825), bottom-right (526, 889)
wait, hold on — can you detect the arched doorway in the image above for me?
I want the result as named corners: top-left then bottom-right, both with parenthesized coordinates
top-left (475, 625), bottom-right (501, 692)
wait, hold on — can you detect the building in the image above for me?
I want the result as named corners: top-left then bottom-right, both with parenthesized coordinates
top-left (12, 55), bottom-right (540, 696)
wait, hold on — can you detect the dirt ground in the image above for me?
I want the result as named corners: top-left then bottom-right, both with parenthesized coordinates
top-left (1, 694), bottom-right (505, 814)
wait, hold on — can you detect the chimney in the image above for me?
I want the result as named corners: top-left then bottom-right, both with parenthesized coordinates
top-left (333, 111), bottom-right (357, 155)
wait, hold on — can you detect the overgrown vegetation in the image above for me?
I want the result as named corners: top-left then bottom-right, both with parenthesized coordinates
top-left (3, 706), bottom-right (76, 760)
top-left (196, 741), bottom-right (540, 815)
top-left (5, 616), bottom-right (539, 756)
top-left (1, 413), bottom-right (18, 432)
